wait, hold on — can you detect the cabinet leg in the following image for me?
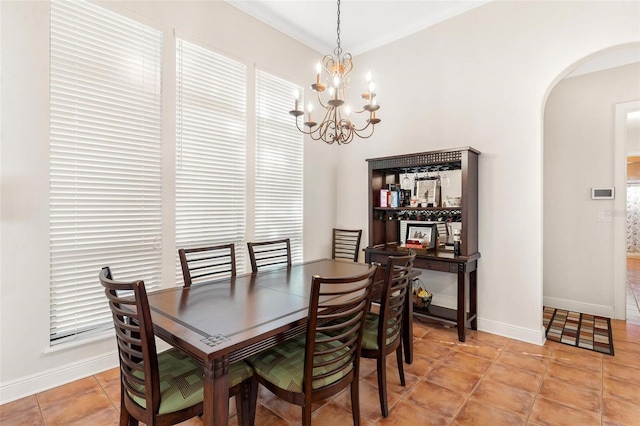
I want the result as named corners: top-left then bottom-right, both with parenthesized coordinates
top-left (457, 263), bottom-right (466, 342)
top-left (403, 285), bottom-right (413, 364)
top-left (470, 269), bottom-right (478, 330)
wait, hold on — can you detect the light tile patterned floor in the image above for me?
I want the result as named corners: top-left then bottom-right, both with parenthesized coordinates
top-left (2, 259), bottom-right (639, 425)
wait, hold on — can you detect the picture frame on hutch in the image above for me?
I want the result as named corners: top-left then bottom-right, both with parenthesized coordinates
top-left (415, 177), bottom-right (438, 206)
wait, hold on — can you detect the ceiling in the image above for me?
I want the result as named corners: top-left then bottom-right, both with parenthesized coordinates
top-left (225, 0), bottom-right (489, 55)
top-left (224, 0), bottom-right (639, 75)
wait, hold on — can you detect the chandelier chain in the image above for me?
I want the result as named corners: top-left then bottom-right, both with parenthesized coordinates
top-left (334, 0), bottom-right (342, 58)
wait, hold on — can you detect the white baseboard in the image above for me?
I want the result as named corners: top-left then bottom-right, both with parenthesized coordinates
top-left (543, 296), bottom-right (615, 318)
top-left (0, 352), bottom-right (119, 405)
top-left (477, 317), bottom-right (546, 346)
top-left (425, 294), bottom-right (546, 345)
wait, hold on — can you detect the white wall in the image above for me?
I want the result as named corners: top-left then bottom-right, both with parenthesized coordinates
top-left (0, 0), bottom-right (331, 403)
top-left (334, 1), bottom-right (639, 341)
top-left (2, 0), bottom-right (639, 404)
top-left (544, 63), bottom-right (640, 317)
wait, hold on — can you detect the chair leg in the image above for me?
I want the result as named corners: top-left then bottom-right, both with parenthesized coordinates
top-left (302, 404), bottom-right (313, 426)
top-left (350, 380), bottom-right (361, 426)
top-left (376, 355), bottom-right (389, 417)
top-left (119, 406), bottom-right (129, 426)
top-left (237, 377), bottom-right (258, 426)
top-left (395, 344), bottom-right (406, 386)
top-left (121, 408), bottom-right (138, 426)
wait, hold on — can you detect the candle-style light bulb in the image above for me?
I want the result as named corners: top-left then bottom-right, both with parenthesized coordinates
top-left (307, 102), bottom-right (313, 122)
top-left (315, 62), bottom-right (322, 84)
top-left (345, 105), bottom-right (351, 115)
top-left (333, 74), bottom-right (341, 88)
top-left (366, 71), bottom-right (372, 82)
top-left (368, 81), bottom-right (375, 93)
top-left (293, 90), bottom-right (300, 111)
top-left (328, 87), bottom-right (335, 97)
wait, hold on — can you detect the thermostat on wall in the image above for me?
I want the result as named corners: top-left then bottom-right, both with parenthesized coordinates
top-left (591, 187), bottom-right (615, 199)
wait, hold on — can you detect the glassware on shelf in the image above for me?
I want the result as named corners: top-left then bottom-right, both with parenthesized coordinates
top-left (401, 170), bottom-right (411, 191)
top-left (440, 172), bottom-right (450, 187)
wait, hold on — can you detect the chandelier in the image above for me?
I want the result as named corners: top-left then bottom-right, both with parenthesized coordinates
top-left (289, 0), bottom-right (380, 145)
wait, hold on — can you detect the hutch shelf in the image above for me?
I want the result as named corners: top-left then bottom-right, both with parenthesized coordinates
top-left (364, 147), bottom-right (481, 345)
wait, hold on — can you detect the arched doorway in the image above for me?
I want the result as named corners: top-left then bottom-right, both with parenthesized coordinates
top-left (543, 45), bottom-right (640, 322)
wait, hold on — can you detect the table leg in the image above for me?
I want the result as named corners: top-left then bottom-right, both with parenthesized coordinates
top-left (402, 284), bottom-right (413, 364)
top-left (202, 357), bottom-right (230, 426)
top-left (470, 268), bottom-right (478, 330)
top-left (456, 263), bottom-right (466, 342)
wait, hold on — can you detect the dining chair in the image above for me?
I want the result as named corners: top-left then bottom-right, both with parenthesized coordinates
top-left (179, 243), bottom-right (236, 287)
top-left (332, 228), bottom-right (363, 262)
top-left (247, 238), bottom-right (291, 273)
top-left (246, 264), bottom-right (378, 425)
top-left (361, 252), bottom-right (415, 417)
top-left (99, 266), bottom-right (257, 426)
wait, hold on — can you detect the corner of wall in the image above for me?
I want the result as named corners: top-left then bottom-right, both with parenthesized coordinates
top-left (477, 317), bottom-right (546, 346)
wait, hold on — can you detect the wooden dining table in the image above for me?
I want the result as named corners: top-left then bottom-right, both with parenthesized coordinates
top-left (145, 258), bottom-right (413, 426)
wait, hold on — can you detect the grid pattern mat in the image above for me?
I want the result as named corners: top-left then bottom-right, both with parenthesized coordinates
top-left (543, 306), bottom-right (614, 355)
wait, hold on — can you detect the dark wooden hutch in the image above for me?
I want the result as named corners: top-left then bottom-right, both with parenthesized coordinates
top-left (364, 147), bottom-right (480, 345)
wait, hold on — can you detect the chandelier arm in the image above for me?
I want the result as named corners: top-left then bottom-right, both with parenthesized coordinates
top-left (322, 55), bottom-right (335, 77)
top-left (307, 130), bottom-right (325, 142)
top-left (341, 53), bottom-right (353, 76)
top-left (322, 115), bottom-right (339, 144)
top-left (351, 120), bottom-right (372, 133)
top-left (316, 91), bottom-right (330, 109)
top-left (335, 121), bottom-right (354, 145)
top-left (320, 105), bottom-right (333, 127)
top-left (336, 118), bottom-right (353, 144)
top-left (294, 119), bottom-right (315, 135)
top-left (317, 120), bottom-right (332, 144)
top-left (345, 129), bottom-right (355, 144)
top-left (346, 124), bottom-right (355, 144)
top-left (351, 123), bottom-right (377, 139)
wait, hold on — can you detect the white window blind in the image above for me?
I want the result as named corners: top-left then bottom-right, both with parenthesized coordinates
top-left (175, 39), bottom-right (247, 282)
top-left (50, 0), bottom-right (163, 345)
top-left (255, 71), bottom-right (303, 262)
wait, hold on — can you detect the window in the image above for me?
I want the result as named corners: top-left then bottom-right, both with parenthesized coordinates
top-left (175, 39), bottom-right (247, 281)
top-left (49, 0), bottom-right (163, 345)
top-left (255, 71), bottom-right (304, 262)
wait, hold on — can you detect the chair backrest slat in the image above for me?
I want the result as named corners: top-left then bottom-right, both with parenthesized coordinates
top-left (247, 239), bottom-right (291, 273)
top-left (332, 228), bottom-right (362, 262)
top-left (179, 244), bottom-right (236, 287)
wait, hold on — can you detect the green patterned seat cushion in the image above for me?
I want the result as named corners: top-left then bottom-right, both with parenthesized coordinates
top-left (128, 348), bottom-right (253, 414)
top-left (247, 334), bottom-right (352, 393)
top-left (228, 358), bottom-right (254, 388)
top-left (361, 312), bottom-right (399, 350)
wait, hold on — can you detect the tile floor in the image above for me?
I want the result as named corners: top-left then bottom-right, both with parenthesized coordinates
top-left (2, 259), bottom-right (639, 425)
top-left (2, 316), bottom-right (640, 426)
